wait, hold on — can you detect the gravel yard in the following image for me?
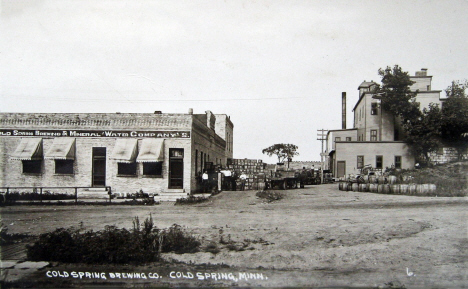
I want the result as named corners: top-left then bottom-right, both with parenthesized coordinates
top-left (1, 183), bottom-right (467, 288)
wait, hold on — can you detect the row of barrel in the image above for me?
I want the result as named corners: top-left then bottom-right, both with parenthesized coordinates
top-left (338, 182), bottom-right (437, 195)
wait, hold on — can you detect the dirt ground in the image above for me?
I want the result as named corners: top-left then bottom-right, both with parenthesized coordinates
top-left (1, 183), bottom-right (467, 288)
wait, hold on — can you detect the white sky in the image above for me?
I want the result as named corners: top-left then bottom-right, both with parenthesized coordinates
top-left (1, 0), bottom-right (467, 162)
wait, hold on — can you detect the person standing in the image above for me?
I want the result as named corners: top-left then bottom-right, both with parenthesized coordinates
top-left (202, 171), bottom-right (209, 193)
top-left (239, 171), bottom-right (247, 191)
top-left (221, 169), bottom-right (232, 190)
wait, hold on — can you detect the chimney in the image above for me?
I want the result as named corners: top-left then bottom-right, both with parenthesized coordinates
top-left (154, 111), bottom-right (162, 114)
top-left (416, 68), bottom-right (428, 76)
top-left (342, 92), bottom-right (346, 129)
top-left (188, 108), bottom-right (193, 115)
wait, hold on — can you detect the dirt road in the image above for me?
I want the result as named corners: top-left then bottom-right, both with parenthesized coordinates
top-left (1, 184), bottom-right (467, 288)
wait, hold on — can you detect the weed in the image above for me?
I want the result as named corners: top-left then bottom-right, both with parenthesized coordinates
top-left (26, 216), bottom-right (201, 264)
top-left (255, 190), bottom-right (284, 202)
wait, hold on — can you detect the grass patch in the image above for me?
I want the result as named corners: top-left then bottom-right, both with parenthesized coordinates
top-left (175, 195), bottom-right (209, 205)
top-left (255, 190), bottom-right (284, 202)
top-left (0, 223), bottom-right (32, 245)
top-left (26, 215), bottom-right (200, 264)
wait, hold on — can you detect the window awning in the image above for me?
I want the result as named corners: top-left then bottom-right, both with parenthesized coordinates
top-left (137, 139), bottom-right (164, 163)
top-left (110, 139), bottom-right (138, 163)
top-left (10, 138), bottom-right (43, 160)
top-left (45, 138), bottom-right (76, 160)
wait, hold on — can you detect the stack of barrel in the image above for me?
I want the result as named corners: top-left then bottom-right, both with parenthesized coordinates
top-left (338, 175), bottom-right (436, 196)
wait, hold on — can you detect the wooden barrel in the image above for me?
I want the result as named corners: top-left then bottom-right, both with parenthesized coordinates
top-left (377, 176), bottom-right (387, 184)
top-left (352, 183), bottom-right (359, 192)
top-left (368, 176), bottom-right (377, 184)
top-left (399, 184), bottom-right (409, 195)
top-left (388, 175), bottom-right (397, 184)
top-left (338, 182), bottom-right (346, 191)
top-left (415, 184), bottom-right (437, 195)
top-left (408, 184), bottom-right (417, 195)
top-left (359, 183), bottom-right (368, 192)
top-left (363, 175), bottom-right (369, 183)
top-left (390, 184), bottom-right (400, 194)
top-left (378, 184), bottom-right (390, 194)
top-left (369, 183), bottom-right (379, 193)
top-left (346, 183), bottom-right (354, 191)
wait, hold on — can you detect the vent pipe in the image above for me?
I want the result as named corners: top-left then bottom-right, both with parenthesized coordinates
top-left (342, 92), bottom-right (346, 129)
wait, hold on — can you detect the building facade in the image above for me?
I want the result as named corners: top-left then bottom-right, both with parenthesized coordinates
top-left (327, 68), bottom-right (444, 177)
top-left (0, 110), bottom-right (233, 195)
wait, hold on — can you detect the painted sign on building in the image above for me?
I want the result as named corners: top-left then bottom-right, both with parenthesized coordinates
top-left (0, 129), bottom-right (191, 138)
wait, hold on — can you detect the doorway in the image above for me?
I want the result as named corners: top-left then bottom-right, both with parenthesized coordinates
top-left (169, 148), bottom-right (184, 189)
top-left (92, 147), bottom-right (106, 187)
top-left (337, 161), bottom-right (346, 178)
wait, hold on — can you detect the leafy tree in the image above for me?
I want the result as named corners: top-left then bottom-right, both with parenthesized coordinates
top-left (403, 103), bottom-right (442, 162)
top-left (440, 80), bottom-right (468, 160)
top-left (262, 143), bottom-right (299, 164)
top-left (376, 65), bottom-right (420, 123)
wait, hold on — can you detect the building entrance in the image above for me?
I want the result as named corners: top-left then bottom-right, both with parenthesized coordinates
top-left (92, 147), bottom-right (106, 187)
top-left (169, 148), bottom-right (184, 189)
top-left (337, 161), bottom-right (346, 178)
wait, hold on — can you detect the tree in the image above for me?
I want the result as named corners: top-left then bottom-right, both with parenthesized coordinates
top-left (403, 103), bottom-right (442, 163)
top-left (375, 65), bottom-right (420, 124)
top-left (440, 80), bottom-right (468, 160)
top-left (375, 65), bottom-right (441, 162)
top-left (262, 144), bottom-right (299, 164)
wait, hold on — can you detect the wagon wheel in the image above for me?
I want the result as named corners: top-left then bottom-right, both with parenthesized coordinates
top-left (280, 179), bottom-right (287, 190)
top-left (292, 180), bottom-right (298, 189)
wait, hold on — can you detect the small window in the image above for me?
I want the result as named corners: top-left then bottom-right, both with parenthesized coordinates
top-left (376, 155), bottom-right (383, 169)
top-left (55, 160), bottom-right (74, 174)
top-left (371, 103), bottom-right (379, 115)
top-left (22, 160), bottom-right (42, 174)
top-left (371, 130), bottom-right (378, 141)
top-left (335, 137), bottom-right (341, 142)
top-left (143, 162), bottom-right (162, 176)
top-left (395, 156), bottom-right (402, 169)
top-left (118, 162), bottom-right (137, 176)
top-left (346, 137), bottom-right (351, 141)
top-left (357, 156), bottom-right (364, 169)
top-left (170, 149), bottom-right (184, 158)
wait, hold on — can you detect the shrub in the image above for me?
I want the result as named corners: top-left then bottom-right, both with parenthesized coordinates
top-left (26, 216), bottom-right (200, 264)
top-left (175, 195), bottom-right (209, 205)
top-left (255, 190), bottom-right (284, 202)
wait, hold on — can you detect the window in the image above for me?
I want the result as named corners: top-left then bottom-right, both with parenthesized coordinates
top-left (143, 162), bottom-right (163, 176)
top-left (346, 137), bottom-right (351, 141)
top-left (394, 128), bottom-right (400, 141)
top-left (394, 156), bottom-right (401, 169)
top-left (22, 160), bottom-right (42, 174)
top-left (55, 160), bottom-right (74, 174)
top-left (118, 162), bottom-right (137, 176)
top-left (371, 130), bottom-right (378, 141)
top-left (371, 103), bottom-right (379, 115)
top-left (376, 155), bottom-right (383, 169)
top-left (357, 156), bottom-right (364, 169)
top-left (335, 137), bottom-right (341, 142)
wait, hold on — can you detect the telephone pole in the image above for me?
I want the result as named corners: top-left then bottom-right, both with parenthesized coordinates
top-left (317, 129), bottom-right (328, 184)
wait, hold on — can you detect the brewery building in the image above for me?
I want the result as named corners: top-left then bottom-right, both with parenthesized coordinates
top-left (0, 109), bottom-right (233, 196)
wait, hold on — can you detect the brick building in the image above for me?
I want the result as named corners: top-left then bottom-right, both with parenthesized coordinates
top-left (327, 69), bottom-right (445, 177)
top-left (0, 109), bottom-right (233, 196)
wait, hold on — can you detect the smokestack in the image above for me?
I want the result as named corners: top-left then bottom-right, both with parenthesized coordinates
top-left (342, 92), bottom-right (346, 129)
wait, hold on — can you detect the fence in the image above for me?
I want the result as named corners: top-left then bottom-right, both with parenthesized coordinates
top-left (0, 186), bottom-right (112, 204)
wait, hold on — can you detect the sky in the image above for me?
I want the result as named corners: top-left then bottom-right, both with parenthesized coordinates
top-left (1, 0), bottom-right (467, 162)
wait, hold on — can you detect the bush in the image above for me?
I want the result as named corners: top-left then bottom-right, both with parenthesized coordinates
top-left (175, 195), bottom-right (209, 205)
top-left (26, 216), bottom-right (200, 264)
top-left (255, 190), bottom-right (284, 202)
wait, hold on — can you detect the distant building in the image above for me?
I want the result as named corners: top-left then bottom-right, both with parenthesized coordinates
top-left (0, 109), bottom-right (233, 195)
top-left (327, 69), bottom-right (445, 177)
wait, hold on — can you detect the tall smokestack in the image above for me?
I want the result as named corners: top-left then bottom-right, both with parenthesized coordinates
top-left (342, 92), bottom-right (346, 129)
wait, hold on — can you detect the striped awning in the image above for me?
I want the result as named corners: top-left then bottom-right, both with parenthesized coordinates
top-left (136, 139), bottom-right (164, 162)
top-left (110, 139), bottom-right (138, 163)
top-left (10, 138), bottom-right (43, 160)
top-left (45, 138), bottom-right (76, 160)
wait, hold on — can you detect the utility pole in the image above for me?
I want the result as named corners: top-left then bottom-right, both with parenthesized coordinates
top-left (317, 129), bottom-right (328, 184)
